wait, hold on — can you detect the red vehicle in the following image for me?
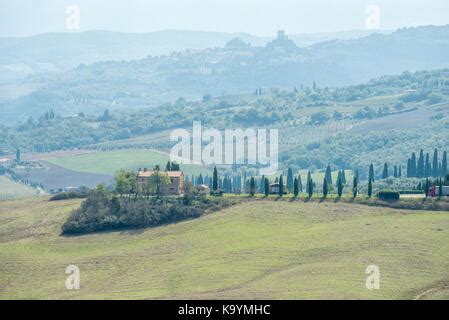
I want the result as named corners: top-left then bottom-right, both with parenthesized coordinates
top-left (429, 185), bottom-right (449, 197)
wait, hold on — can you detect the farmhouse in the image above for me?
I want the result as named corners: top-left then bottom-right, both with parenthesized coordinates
top-left (269, 182), bottom-right (286, 195)
top-left (137, 168), bottom-right (185, 195)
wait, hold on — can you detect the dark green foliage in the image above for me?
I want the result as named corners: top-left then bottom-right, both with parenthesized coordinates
top-left (307, 172), bottom-right (313, 198)
top-left (322, 177), bottom-right (328, 198)
top-left (298, 175), bottom-right (303, 192)
top-left (293, 177), bottom-right (299, 197)
top-left (368, 180), bottom-right (373, 198)
top-left (443, 151), bottom-right (448, 176)
top-left (382, 163), bottom-right (389, 179)
top-left (212, 166), bottom-right (218, 191)
top-left (337, 177), bottom-right (344, 198)
top-left (425, 178), bottom-right (430, 197)
top-left (425, 153), bottom-right (432, 177)
top-left (377, 190), bottom-right (400, 201)
top-left (249, 177), bottom-right (256, 196)
top-left (62, 191), bottom-right (239, 235)
top-left (352, 176), bottom-right (358, 198)
top-left (264, 177), bottom-right (269, 197)
top-left (259, 175), bottom-right (265, 193)
top-left (417, 149), bottom-right (425, 177)
top-left (279, 175), bottom-right (284, 197)
top-left (341, 170), bottom-right (346, 184)
top-left (325, 165), bottom-right (332, 185)
top-left (369, 163), bottom-right (375, 182)
top-left (408, 153), bottom-right (417, 177)
top-left (432, 149), bottom-right (439, 177)
top-left (286, 168), bottom-right (293, 192)
top-left (165, 161), bottom-right (180, 172)
top-left (49, 190), bottom-right (89, 201)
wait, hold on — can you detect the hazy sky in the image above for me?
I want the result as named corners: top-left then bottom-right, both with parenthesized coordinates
top-left (1, 0), bottom-right (448, 37)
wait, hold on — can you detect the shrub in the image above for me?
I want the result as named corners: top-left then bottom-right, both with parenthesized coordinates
top-left (49, 190), bottom-right (89, 201)
top-left (61, 193), bottom-right (240, 235)
top-left (377, 190), bottom-right (400, 201)
top-left (210, 189), bottom-right (224, 196)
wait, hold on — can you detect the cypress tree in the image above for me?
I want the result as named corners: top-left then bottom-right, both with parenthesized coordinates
top-left (307, 174), bottom-right (314, 198)
top-left (410, 152), bottom-right (417, 177)
top-left (165, 161), bottom-right (171, 171)
top-left (442, 151), bottom-right (448, 176)
top-left (259, 175), bottom-right (265, 193)
top-left (368, 179), bottom-right (373, 198)
top-left (425, 153), bottom-right (432, 177)
top-left (212, 166), bottom-right (218, 191)
top-left (249, 177), bottom-right (256, 196)
top-left (298, 174), bottom-right (303, 192)
top-left (197, 174), bottom-right (204, 185)
top-left (393, 165), bottom-right (398, 178)
top-left (322, 177), bottom-right (328, 198)
top-left (369, 163), bottom-right (375, 182)
top-left (293, 177), bottom-right (299, 197)
top-left (417, 149), bottom-right (424, 177)
top-left (337, 177), bottom-right (343, 198)
top-left (286, 168), bottom-right (294, 192)
top-left (382, 163), bottom-right (388, 179)
top-left (398, 165), bottom-right (402, 177)
top-left (407, 159), bottom-right (411, 177)
top-left (432, 149), bottom-right (439, 177)
top-left (16, 149), bottom-right (21, 162)
top-left (336, 171), bottom-right (341, 187)
top-left (355, 169), bottom-right (360, 183)
top-left (223, 176), bottom-right (229, 192)
top-left (341, 170), bottom-right (346, 184)
top-left (352, 176), bottom-right (358, 198)
top-left (279, 175), bottom-right (284, 197)
top-left (264, 177), bottom-right (270, 197)
top-left (425, 178), bottom-right (430, 197)
top-left (325, 165), bottom-right (332, 185)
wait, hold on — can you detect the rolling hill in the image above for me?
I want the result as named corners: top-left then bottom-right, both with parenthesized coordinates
top-left (1, 197), bottom-right (448, 299)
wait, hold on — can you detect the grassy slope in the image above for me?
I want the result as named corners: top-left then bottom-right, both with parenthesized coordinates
top-left (45, 149), bottom-right (210, 176)
top-left (1, 197), bottom-right (449, 299)
top-left (0, 176), bottom-right (39, 200)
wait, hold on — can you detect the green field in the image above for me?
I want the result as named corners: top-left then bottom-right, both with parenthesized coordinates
top-left (46, 149), bottom-right (210, 176)
top-left (1, 197), bottom-right (448, 299)
top-left (0, 176), bottom-right (40, 200)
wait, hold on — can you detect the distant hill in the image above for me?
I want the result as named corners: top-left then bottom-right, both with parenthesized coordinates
top-left (1, 25), bottom-right (449, 123)
top-left (0, 29), bottom-right (387, 84)
top-left (0, 30), bottom-right (268, 84)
